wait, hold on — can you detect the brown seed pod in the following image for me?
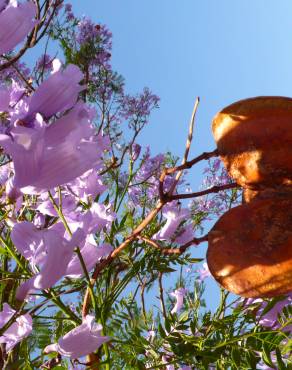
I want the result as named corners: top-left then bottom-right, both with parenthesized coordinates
top-left (207, 197), bottom-right (292, 298)
top-left (212, 96), bottom-right (292, 189)
top-left (242, 186), bottom-right (292, 203)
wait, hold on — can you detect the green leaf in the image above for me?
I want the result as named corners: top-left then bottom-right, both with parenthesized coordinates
top-left (262, 342), bottom-right (275, 368)
top-left (275, 348), bottom-right (287, 370)
top-left (188, 258), bottom-right (204, 264)
top-left (158, 323), bottom-right (166, 338)
top-left (231, 347), bottom-right (241, 368)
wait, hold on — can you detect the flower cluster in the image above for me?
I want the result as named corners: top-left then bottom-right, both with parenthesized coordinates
top-left (0, 57), bottom-right (113, 358)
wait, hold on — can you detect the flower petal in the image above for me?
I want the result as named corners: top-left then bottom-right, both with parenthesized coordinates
top-left (0, 2), bottom-right (36, 55)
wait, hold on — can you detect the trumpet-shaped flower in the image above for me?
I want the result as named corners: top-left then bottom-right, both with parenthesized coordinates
top-left (153, 202), bottom-right (190, 241)
top-left (0, 303), bottom-right (32, 352)
top-left (196, 262), bottom-right (211, 281)
top-left (11, 221), bottom-right (85, 300)
top-left (0, 1), bottom-right (36, 55)
top-left (0, 103), bottom-right (109, 195)
top-left (44, 315), bottom-right (109, 359)
top-left (170, 288), bottom-right (188, 314)
top-left (65, 236), bottom-right (113, 278)
top-left (25, 63), bottom-right (85, 119)
top-left (67, 169), bottom-right (107, 202)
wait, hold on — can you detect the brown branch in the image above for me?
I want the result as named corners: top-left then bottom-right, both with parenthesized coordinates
top-left (166, 182), bottom-right (239, 201)
top-left (137, 234), bottom-right (208, 255)
top-left (158, 272), bottom-right (167, 319)
top-left (169, 97), bottom-right (200, 195)
top-left (159, 149), bottom-right (218, 201)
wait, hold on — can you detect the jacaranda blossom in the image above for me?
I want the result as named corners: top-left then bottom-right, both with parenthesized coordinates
top-left (11, 221), bottom-right (85, 300)
top-left (153, 202), bottom-right (190, 242)
top-left (0, 103), bottom-right (109, 195)
top-left (44, 315), bottom-right (109, 358)
top-left (0, 1), bottom-right (36, 55)
top-left (246, 294), bottom-right (292, 332)
top-left (65, 237), bottom-right (113, 278)
top-left (0, 303), bottom-right (32, 351)
top-left (170, 288), bottom-right (188, 314)
top-left (25, 63), bottom-right (85, 120)
top-left (196, 262), bottom-right (211, 281)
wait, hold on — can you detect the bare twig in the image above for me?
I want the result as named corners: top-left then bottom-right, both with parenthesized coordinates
top-left (169, 97), bottom-right (200, 195)
top-left (158, 272), bottom-right (167, 319)
top-left (159, 149), bottom-right (218, 201)
top-left (166, 182), bottom-right (239, 201)
top-left (137, 234), bottom-right (208, 255)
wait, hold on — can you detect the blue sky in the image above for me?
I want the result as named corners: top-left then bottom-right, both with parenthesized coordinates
top-left (68, 0), bottom-right (292, 191)
top-left (62, 1), bottom-right (292, 309)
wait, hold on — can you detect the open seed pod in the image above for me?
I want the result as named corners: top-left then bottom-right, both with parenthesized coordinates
top-left (212, 96), bottom-right (292, 189)
top-left (207, 197), bottom-right (292, 298)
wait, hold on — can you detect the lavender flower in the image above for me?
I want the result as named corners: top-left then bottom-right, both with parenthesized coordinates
top-left (170, 288), bottom-right (188, 314)
top-left (257, 294), bottom-right (292, 330)
top-left (0, 103), bottom-right (109, 195)
top-left (153, 202), bottom-right (190, 242)
top-left (44, 315), bottom-right (109, 358)
top-left (0, 303), bottom-right (32, 352)
top-left (76, 17), bottom-right (99, 44)
top-left (26, 63), bottom-right (85, 120)
top-left (65, 237), bottom-right (113, 278)
top-left (131, 143), bottom-right (141, 161)
top-left (11, 222), bottom-right (85, 300)
top-left (67, 169), bottom-right (107, 202)
top-left (119, 88), bottom-right (159, 126)
top-left (196, 262), bottom-right (211, 281)
top-left (0, 1), bottom-right (36, 55)
top-left (35, 54), bottom-right (53, 73)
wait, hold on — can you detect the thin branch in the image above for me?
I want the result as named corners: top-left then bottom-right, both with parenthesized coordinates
top-left (159, 149), bottom-right (218, 201)
top-left (158, 272), bottom-right (167, 319)
top-left (137, 234), bottom-right (208, 255)
top-left (166, 182), bottom-right (239, 201)
top-left (169, 97), bottom-right (200, 195)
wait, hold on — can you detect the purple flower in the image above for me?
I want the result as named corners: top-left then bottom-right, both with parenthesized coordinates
top-left (44, 315), bottom-right (109, 359)
top-left (0, 85), bottom-right (10, 112)
top-left (131, 143), bottom-right (141, 161)
top-left (67, 169), bottom-right (107, 202)
top-left (65, 237), bottom-right (113, 278)
top-left (0, 1), bottom-right (36, 55)
top-left (153, 203), bottom-right (190, 241)
top-left (35, 54), bottom-right (53, 73)
top-left (173, 224), bottom-right (194, 245)
top-left (0, 103), bottom-right (109, 195)
top-left (26, 63), bottom-right (84, 120)
top-left (170, 288), bottom-right (188, 314)
top-left (64, 3), bottom-right (72, 12)
top-left (196, 262), bottom-right (211, 281)
top-left (76, 17), bottom-right (99, 45)
top-left (11, 221), bottom-right (85, 300)
top-left (37, 192), bottom-right (76, 218)
top-left (257, 294), bottom-right (292, 330)
top-left (119, 88), bottom-right (159, 124)
top-left (0, 303), bottom-right (32, 352)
